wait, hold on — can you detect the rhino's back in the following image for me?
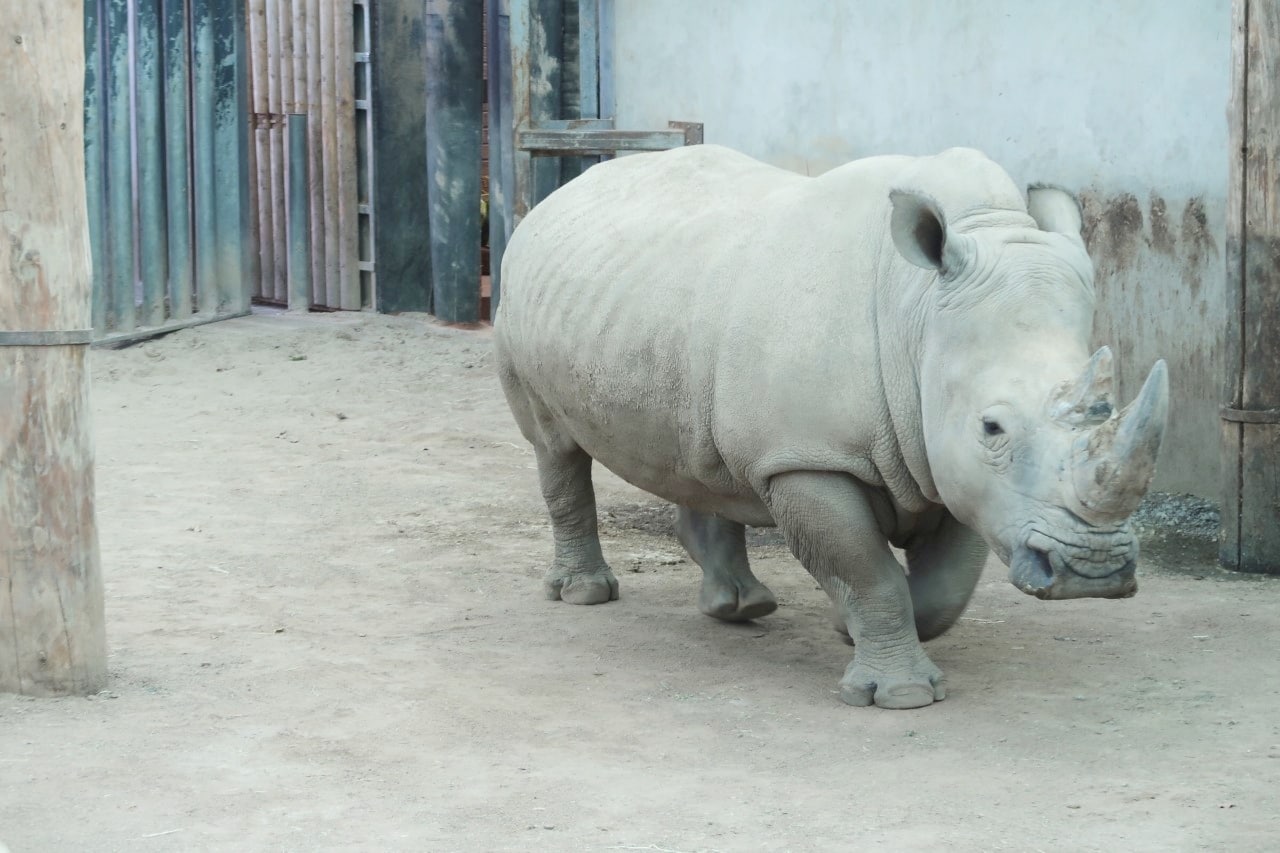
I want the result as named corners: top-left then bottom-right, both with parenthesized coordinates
top-left (494, 144), bottom-right (1017, 516)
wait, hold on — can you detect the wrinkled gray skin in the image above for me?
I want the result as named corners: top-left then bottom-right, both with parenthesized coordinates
top-left (494, 145), bottom-right (1168, 710)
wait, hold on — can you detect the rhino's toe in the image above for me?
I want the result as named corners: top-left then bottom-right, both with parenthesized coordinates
top-left (838, 656), bottom-right (945, 710)
top-left (698, 576), bottom-right (778, 622)
top-left (545, 565), bottom-right (620, 605)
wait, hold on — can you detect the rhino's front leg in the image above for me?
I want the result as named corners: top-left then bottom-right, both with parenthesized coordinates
top-left (767, 471), bottom-right (944, 709)
top-left (905, 509), bottom-right (989, 641)
top-left (535, 444), bottom-right (619, 605)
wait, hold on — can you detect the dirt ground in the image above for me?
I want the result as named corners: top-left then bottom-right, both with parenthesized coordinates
top-left (2, 310), bottom-right (1278, 852)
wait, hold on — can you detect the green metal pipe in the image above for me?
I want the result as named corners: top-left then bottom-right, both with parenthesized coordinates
top-left (286, 114), bottom-right (311, 312)
top-left (191, 0), bottom-right (217, 315)
top-left (212, 0), bottom-right (249, 315)
top-left (425, 0), bottom-right (484, 324)
top-left (105, 0), bottom-right (135, 334)
top-left (84, 0), bottom-right (109, 335)
top-left (163, 0), bottom-right (193, 320)
top-left (134, 0), bottom-right (169, 328)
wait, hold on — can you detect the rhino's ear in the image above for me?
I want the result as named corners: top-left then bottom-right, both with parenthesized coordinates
top-left (1027, 183), bottom-right (1084, 238)
top-left (889, 189), bottom-right (968, 277)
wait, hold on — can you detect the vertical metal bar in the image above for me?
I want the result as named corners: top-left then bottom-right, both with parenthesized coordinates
top-left (234, 0), bottom-right (256, 306)
top-left (85, 0), bottom-right (110, 335)
top-left (247, 0), bottom-right (273, 302)
top-left (354, 0), bottom-right (376, 309)
top-left (264, 0), bottom-right (286, 303)
top-left (306, 0), bottom-right (326, 305)
top-left (425, 0), bottom-right (484, 324)
top-left (578, 0), bottom-right (599, 120)
top-left (370, 0), bottom-right (432, 312)
top-left (286, 114), bottom-right (312, 312)
top-left (335, 0), bottom-right (359, 309)
top-left (163, 0), bottom-right (194, 320)
top-left (509, 0), bottom-right (532, 223)
top-left (191, 0), bottom-right (217, 315)
top-left (530, 0), bottom-right (563, 203)
top-left (569, 0), bottom-right (600, 179)
top-left (135, 0), bottom-right (169, 327)
top-left (319, 0), bottom-right (340, 308)
top-left (105, 0), bottom-right (136, 334)
top-left (212, 0), bottom-right (249, 314)
top-left (598, 0), bottom-right (615, 121)
top-left (485, 0), bottom-right (508, 316)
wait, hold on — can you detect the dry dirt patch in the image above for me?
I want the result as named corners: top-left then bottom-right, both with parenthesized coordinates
top-left (2, 311), bottom-right (1277, 852)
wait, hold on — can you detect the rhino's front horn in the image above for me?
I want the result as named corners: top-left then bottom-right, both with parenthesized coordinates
top-left (1071, 360), bottom-right (1169, 523)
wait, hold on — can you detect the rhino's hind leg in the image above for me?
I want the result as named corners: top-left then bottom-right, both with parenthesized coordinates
top-left (675, 507), bottom-right (777, 622)
top-left (534, 443), bottom-right (619, 605)
top-left (905, 511), bottom-right (989, 641)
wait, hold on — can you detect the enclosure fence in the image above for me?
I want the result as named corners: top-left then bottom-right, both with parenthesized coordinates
top-left (245, 0), bottom-right (372, 311)
top-left (84, 0), bottom-right (253, 345)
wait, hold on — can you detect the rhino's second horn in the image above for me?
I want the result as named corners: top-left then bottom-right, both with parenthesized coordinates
top-left (1071, 360), bottom-right (1170, 523)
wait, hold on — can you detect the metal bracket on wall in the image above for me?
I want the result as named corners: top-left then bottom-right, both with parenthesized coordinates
top-left (1221, 406), bottom-right (1280, 424)
top-left (516, 118), bottom-right (703, 157)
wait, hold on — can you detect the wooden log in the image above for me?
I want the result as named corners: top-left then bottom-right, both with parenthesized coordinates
top-left (335, 0), bottom-right (360, 309)
top-left (0, 0), bottom-right (108, 695)
top-left (319, 0), bottom-right (341, 308)
top-left (370, 0), bottom-right (432, 312)
top-left (163, 0), bottom-right (195, 319)
top-left (426, 0), bottom-right (484, 323)
top-left (135, 0), bottom-right (169, 327)
top-left (1222, 0), bottom-right (1280, 573)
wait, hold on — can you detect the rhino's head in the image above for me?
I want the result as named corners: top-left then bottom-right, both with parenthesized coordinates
top-left (890, 184), bottom-right (1168, 600)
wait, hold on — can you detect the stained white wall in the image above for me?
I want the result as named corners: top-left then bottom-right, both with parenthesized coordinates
top-left (612, 0), bottom-right (1232, 498)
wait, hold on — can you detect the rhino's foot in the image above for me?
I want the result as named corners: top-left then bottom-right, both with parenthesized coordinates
top-left (699, 575), bottom-right (778, 622)
top-left (544, 563), bottom-right (620, 605)
top-left (838, 651), bottom-right (945, 710)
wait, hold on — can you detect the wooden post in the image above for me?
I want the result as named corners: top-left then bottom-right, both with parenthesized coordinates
top-left (1222, 0), bottom-right (1280, 574)
top-left (163, 0), bottom-right (194, 320)
top-left (0, 0), bottom-right (108, 695)
top-left (371, 0), bottom-right (433, 312)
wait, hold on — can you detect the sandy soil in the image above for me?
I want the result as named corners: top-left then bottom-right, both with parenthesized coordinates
top-left (2, 310), bottom-right (1278, 853)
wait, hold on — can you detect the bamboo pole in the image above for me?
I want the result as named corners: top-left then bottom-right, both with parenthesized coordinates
top-left (318, 0), bottom-right (341, 308)
top-left (306, 0), bottom-right (325, 306)
top-left (264, 0), bottom-right (286, 304)
top-left (248, 0), bottom-right (274, 302)
top-left (335, 0), bottom-right (359, 309)
top-left (0, 0), bottom-right (108, 695)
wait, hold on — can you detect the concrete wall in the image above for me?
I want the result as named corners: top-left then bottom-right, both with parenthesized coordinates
top-left (611, 0), bottom-right (1231, 498)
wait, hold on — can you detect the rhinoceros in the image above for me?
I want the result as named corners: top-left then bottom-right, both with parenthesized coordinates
top-left (493, 144), bottom-right (1167, 709)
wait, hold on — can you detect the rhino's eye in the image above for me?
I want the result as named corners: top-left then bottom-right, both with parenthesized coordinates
top-left (982, 418), bottom-right (1005, 437)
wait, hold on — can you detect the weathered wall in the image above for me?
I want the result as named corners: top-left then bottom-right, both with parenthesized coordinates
top-left (611, 0), bottom-right (1230, 498)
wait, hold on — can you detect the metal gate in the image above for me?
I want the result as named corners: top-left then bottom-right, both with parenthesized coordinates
top-left (244, 0), bottom-right (372, 311)
top-left (84, 0), bottom-right (253, 345)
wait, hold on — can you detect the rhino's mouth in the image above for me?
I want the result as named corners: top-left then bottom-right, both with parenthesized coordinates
top-left (1009, 528), bottom-right (1138, 600)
